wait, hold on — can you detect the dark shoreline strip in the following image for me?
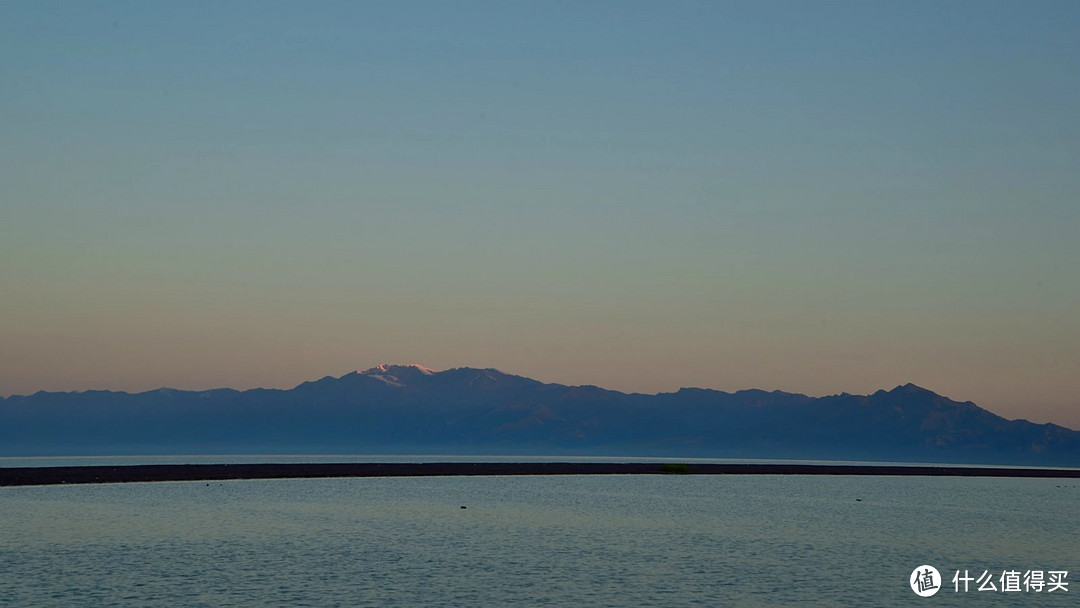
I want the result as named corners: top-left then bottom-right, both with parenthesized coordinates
top-left (2, 463), bottom-right (1080, 486)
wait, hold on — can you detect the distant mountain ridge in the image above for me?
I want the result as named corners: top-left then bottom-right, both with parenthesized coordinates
top-left (2, 365), bottom-right (1078, 466)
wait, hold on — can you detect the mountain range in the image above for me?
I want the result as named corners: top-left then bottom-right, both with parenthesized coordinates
top-left (2, 364), bottom-right (1078, 466)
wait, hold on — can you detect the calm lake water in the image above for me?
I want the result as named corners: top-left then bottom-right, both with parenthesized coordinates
top-left (1, 468), bottom-right (1077, 606)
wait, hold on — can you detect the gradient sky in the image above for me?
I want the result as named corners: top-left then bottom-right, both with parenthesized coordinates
top-left (3, 1), bottom-right (1079, 428)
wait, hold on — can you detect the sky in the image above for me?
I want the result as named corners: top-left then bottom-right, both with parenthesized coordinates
top-left (2, 1), bottom-right (1079, 428)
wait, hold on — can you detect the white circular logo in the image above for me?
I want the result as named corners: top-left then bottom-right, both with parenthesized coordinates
top-left (910, 565), bottom-right (942, 597)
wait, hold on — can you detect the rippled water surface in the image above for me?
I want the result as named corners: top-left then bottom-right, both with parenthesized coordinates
top-left (2, 474), bottom-right (1077, 606)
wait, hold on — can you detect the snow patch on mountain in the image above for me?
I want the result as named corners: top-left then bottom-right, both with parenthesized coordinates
top-left (361, 363), bottom-right (439, 376)
top-left (369, 374), bottom-right (404, 387)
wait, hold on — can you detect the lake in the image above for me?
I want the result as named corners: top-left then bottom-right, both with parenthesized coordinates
top-left (1, 465), bottom-right (1076, 606)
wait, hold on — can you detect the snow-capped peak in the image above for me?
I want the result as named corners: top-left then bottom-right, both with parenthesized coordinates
top-left (359, 363), bottom-right (439, 376)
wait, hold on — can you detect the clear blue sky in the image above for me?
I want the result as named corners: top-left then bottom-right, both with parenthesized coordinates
top-left (3, 1), bottom-right (1079, 428)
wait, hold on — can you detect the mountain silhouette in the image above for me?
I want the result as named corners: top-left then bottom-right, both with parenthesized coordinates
top-left (2, 365), bottom-right (1077, 465)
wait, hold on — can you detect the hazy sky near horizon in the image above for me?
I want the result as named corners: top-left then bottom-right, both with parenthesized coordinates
top-left (3, 2), bottom-right (1079, 428)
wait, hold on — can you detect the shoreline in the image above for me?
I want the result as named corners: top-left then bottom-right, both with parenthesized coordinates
top-left (3, 462), bottom-right (1080, 486)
